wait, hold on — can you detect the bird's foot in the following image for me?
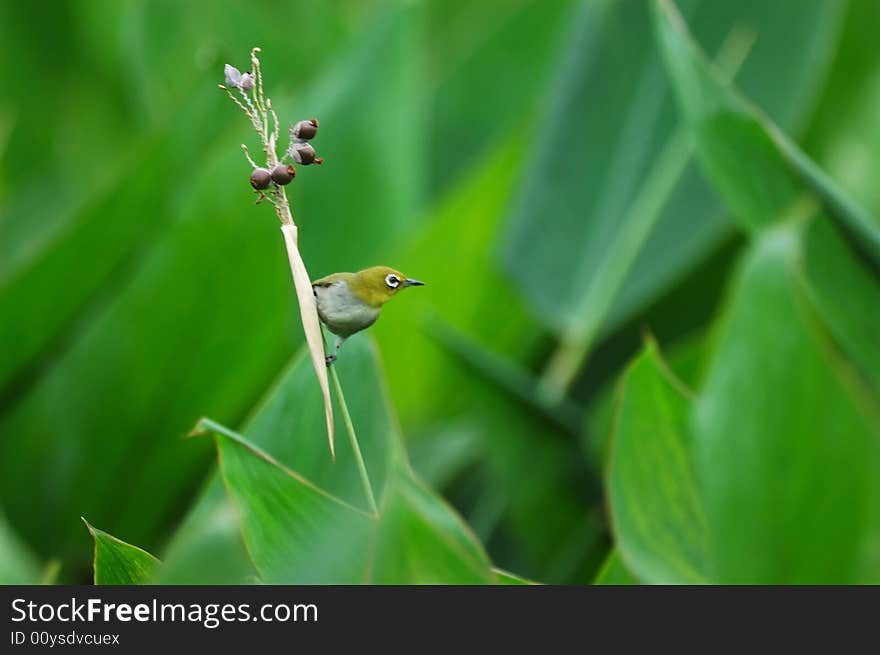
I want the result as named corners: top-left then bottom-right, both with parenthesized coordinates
top-left (325, 354), bottom-right (337, 367)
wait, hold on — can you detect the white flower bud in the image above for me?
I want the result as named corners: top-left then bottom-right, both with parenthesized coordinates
top-left (239, 72), bottom-right (255, 91)
top-left (224, 64), bottom-right (243, 88)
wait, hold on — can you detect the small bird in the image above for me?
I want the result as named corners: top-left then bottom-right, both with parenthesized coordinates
top-left (312, 266), bottom-right (424, 365)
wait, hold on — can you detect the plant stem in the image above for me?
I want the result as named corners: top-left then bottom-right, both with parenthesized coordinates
top-left (226, 48), bottom-right (335, 457)
top-left (328, 361), bottom-right (379, 516)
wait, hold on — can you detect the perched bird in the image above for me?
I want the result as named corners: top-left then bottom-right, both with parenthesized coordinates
top-left (312, 266), bottom-right (424, 365)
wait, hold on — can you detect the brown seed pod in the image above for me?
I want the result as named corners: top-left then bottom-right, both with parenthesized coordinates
top-left (291, 143), bottom-right (318, 165)
top-left (271, 164), bottom-right (297, 185)
top-left (250, 168), bottom-right (272, 190)
top-left (292, 118), bottom-right (319, 141)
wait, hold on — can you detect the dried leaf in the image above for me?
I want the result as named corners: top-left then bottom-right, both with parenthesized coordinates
top-left (280, 223), bottom-right (335, 458)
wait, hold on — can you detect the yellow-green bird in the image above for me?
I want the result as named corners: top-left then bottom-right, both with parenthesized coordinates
top-left (312, 265), bottom-right (424, 365)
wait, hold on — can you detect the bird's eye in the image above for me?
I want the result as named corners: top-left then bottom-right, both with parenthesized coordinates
top-left (385, 274), bottom-right (400, 289)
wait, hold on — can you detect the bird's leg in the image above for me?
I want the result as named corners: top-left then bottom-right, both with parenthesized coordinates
top-left (325, 336), bottom-right (346, 366)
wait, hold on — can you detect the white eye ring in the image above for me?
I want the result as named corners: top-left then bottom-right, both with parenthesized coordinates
top-left (385, 274), bottom-right (400, 288)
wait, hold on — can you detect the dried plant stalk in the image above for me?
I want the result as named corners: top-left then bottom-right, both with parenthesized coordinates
top-left (281, 223), bottom-right (335, 458)
top-left (222, 48), bottom-right (334, 458)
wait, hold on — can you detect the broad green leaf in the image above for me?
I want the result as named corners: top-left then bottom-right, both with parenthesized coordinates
top-left (0, 511), bottom-right (42, 584)
top-left (502, 0), bottom-right (681, 340)
top-left (655, 0), bottom-right (880, 262)
top-left (155, 479), bottom-right (257, 585)
top-left (200, 426), bottom-right (495, 584)
top-left (501, 0), bottom-right (843, 378)
top-left (585, 328), bottom-right (712, 478)
top-left (243, 338), bottom-right (398, 511)
top-left (423, 321), bottom-right (606, 584)
top-left (377, 136), bottom-right (537, 428)
top-left (376, 138), bottom-right (604, 583)
top-left (801, 217), bottom-right (880, 394)
top-left (161, 336), bottom-right (494, 584)
top-left (429, 320), bottom-right (581, 432)
top-left (0, 92), bottom-right (222, 393)
top-left (425, 0), bottom-right (572, 195)
top-left (776, 133), bottom-right (880, 268)
top-left (493, 568), bottom-right (539, 585)
top-left (608, 339), bottom-right (707, 584)
top-left (84, 520), bottom-right (159, 585)
top-left (407, 423), bottom-right (482, 491)
top-left (159, 336), bottom-right (398, 583)
top-left (693, 226), bottom-right (880, 583)
top-left (214, 427), bottom-right (373, 584)
top-left (593, 550), bottom-right (640, 586)
top-left (368, 461), bottom-right (493, 584)
top-left (295, 4), bottom-right (427, 260)
top-left (805, 0), bottom-right (880, 219)
top-left (0, 3), bottom-right (133, 212)
top-left (655, 0), bottom-right (880, 392)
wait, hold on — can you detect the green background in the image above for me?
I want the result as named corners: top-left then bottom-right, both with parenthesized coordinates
top-left (1, 0), bottom-right (878, 584)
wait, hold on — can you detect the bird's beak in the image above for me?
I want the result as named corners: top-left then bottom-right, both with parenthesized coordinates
top-left (403, 278), bottom-right (425, 287)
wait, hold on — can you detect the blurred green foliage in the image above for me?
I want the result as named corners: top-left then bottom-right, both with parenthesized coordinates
top-left (1, 0), bottom-right (878, 584)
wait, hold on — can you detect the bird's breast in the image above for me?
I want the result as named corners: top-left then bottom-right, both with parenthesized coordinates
top-left (314, 281), bottom-right (380, 337)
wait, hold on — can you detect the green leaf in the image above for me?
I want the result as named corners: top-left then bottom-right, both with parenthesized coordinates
top-left (654, 0), bottom-right (880, 428)
top-left (654, 0), bottom-right (880, 262)
top-left (376, 138), bottom-right (604, 583)
top-left (419, 322), bottom-right (605, 584)
top-left (154, 479), bottom-right (257, 585)
top-left (493, 568), bottom-right (539, 585)
top-left (84, 519), bottom-right (159, 585)
top-left (213, 426), bottom-right (373, 584)
top-left (428, 320), bottom-right (581, 433)
top-left (159, 336), bottom-right (398, 583)
top-left (501, 0), bottom-right (843, 377)
top-left (295, 4), bottom-right (428, 254)
top-left (776, 132), bottom-right (880, 269)
top-left (0, 98), bottom-right (219, 393)
top-left (203, 427), bottom-right (495, 584)
top-left (0, 511), bottom-right (42, 584)
top-left (162, 336), bottom-right (495, 584)
top-left (608, 339), bottom-right (708, 584)
top-left (369, 461), bottom-right (494, 584)
top-left (805, 0), bottom-right (880, 219)
top-left (584, 329), bottom-right (711, 482)
top-left (425, 0), bottom-right (572, 195)
top-left (801, 217), bottom-right (880, 394)
top-left (593, 550), bottom-right (640, 586)
top-left (377, 135), bottom-right (536, 428)
top-left (246, 341), bottom-right (400, 512)
top-left (693, 226), bottom-right (880, 583)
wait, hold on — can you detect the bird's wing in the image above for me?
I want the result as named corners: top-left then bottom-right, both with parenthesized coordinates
top-left (311, 272), bottom-right (353, 287)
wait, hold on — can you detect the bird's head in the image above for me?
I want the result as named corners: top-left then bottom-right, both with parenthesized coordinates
top-left (349, 266), bottom-right (424, 307)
